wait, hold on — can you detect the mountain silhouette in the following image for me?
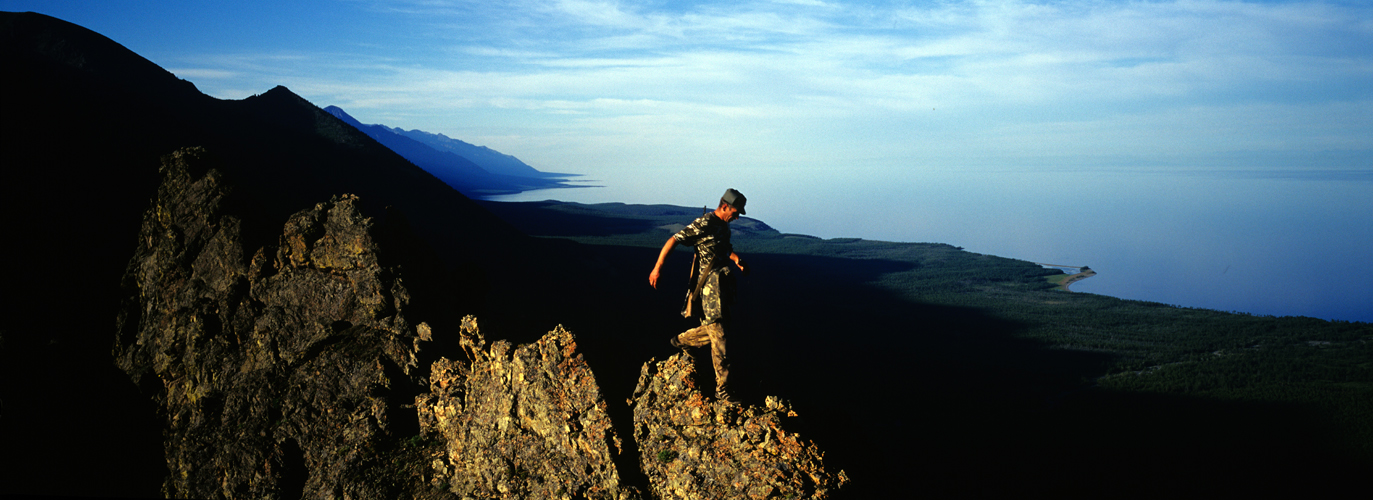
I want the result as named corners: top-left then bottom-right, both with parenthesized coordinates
top-left (323, 105), bottom-right (575, 195)
top-left (388, 126), bottom-right (565, 179)
top-left (323, 106), bottom-right (558, 179)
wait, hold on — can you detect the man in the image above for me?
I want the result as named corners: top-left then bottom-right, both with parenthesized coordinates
top-left (649, 188), bottom-right (749, 403)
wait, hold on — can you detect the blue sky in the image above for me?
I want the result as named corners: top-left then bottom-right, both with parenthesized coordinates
top-left (7, 0), bottom-right (1372, 175)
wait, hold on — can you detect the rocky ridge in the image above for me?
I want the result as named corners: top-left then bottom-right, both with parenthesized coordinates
top-left (114, 147), bottom-right (844, 499)
top-left (114, 147), bottom-right (440, 498)
top-left (631, 354), bottom-right (848, 499)
top-left (416, 318), bottom-right (637, 498)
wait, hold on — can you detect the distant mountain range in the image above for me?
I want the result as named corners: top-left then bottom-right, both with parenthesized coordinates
top-left (388, 121), bottom-right (562, 179)
top-left (323, 106), bottom-right (575, 196)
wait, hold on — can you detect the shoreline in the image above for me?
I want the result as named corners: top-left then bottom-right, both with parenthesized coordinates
top-left (1037, 263), bottom-right (1096, 292)
top-left (1059, 268), bottom-right (1098, 291)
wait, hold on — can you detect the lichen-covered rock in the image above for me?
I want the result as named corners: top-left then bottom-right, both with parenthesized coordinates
top-left (630, 353), bottom-right (848, 499)
top-left (416, 317), bottom-right (641, 499)
top-left (114, 147), bottom-right (445, 499)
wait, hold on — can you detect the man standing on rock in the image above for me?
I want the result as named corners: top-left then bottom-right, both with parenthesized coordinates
top-left (649, 188), bottom-right (749, 403)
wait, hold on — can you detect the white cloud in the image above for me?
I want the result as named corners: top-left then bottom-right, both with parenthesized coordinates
top-left (182, 0), bottom-right (1372, 171)
top-left (168, 68), bottom-right (239, 80)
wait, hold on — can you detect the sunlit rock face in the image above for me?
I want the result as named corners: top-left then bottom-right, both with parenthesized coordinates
top-left (630, 353), bottom-right (848, 499)
top-left (114, 147), bottom-right (440, 499)
top-left (416, 318), bottom-right (642, 499)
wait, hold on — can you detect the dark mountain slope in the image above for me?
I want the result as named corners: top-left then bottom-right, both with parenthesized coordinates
top-left (1, 11), bottom-right (545, 341)
top-left (2, 12), bottom-right (521, 259)
top-left (0, 11), bottom-right (593, 496)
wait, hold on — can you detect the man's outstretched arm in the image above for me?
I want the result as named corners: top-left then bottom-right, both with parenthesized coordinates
top-left (649, 236), bottom-right (678, 289)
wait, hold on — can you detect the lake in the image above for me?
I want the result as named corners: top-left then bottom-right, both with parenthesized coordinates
top-left (486, 166), bottom-right (1372, 323)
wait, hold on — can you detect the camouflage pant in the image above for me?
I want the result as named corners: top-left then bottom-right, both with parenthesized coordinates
top-left (676, 269), bottom-right (735, 391)
top-left (675, 322), bottom-right (729, 391)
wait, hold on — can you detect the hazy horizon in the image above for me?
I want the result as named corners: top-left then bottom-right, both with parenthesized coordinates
top-left (488, 165), bottom-right (1371, 323)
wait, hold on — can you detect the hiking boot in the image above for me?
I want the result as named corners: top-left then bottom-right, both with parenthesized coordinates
top-left (716, 388), bottom-right (739, 405)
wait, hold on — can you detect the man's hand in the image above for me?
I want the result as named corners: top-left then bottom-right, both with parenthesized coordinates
top-left (650, 236), bottom-right (678, 289)
top-left (730, 252), bottom-right (749, 276)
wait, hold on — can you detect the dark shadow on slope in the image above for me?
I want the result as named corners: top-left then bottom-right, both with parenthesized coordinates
top-left (732, 254), bottom-right (1366, 497)
top-left (476, 200), bottom-right (664, 237)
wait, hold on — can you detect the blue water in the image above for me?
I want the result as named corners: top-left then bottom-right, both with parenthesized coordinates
top-left (486, 167), bottom-right (1373, 323)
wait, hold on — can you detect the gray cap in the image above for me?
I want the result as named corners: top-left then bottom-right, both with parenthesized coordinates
top-left (721, 188), bottom-right (746, 215)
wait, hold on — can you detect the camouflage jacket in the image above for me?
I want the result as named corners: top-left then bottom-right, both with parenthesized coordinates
top-left (673, 211), bottom-right (734, 282)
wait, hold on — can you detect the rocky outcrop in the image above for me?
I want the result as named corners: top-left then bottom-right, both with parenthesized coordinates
top-left (630, 354), bottom-right (848, 499)
top-left (114, 147), bottom-right (843, 499)
top-left (115, 147), bottom-right (444, 499)
top-left (416, 317), bottom-right (640, 499)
